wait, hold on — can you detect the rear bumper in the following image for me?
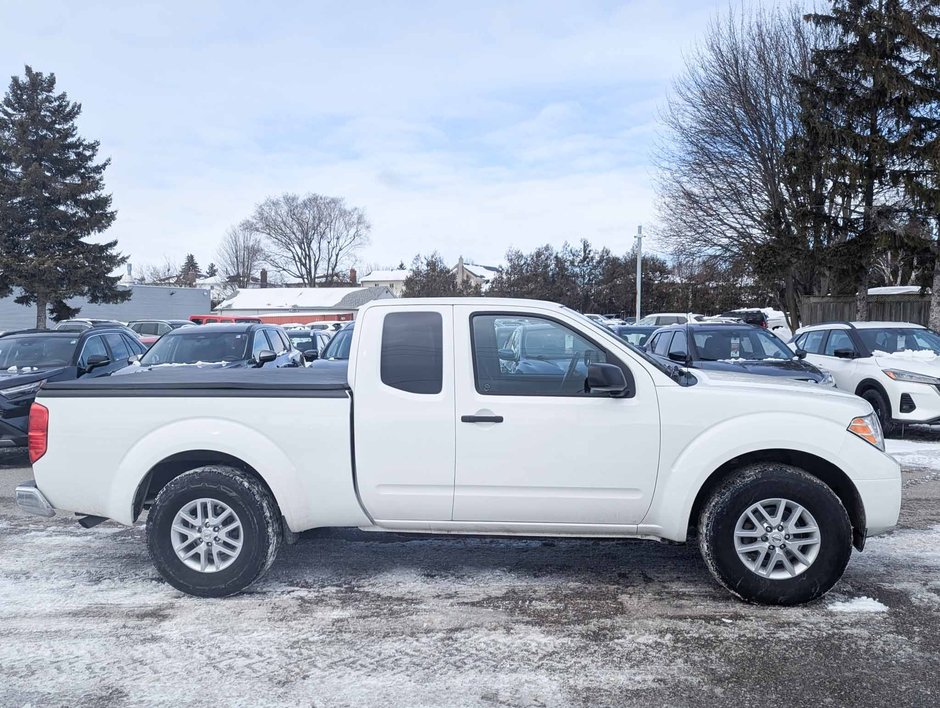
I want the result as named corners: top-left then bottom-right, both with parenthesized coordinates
top-left (15, 481), bottom-right (56, 518)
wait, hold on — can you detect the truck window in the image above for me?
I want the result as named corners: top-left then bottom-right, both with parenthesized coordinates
top-left (380, 312), bottom-right (443, 394)
top-left (471, 314), bottom-right (607, 396)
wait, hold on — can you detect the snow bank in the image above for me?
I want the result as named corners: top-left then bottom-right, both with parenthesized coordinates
top-left (827, 596), bottom-right (889, 613)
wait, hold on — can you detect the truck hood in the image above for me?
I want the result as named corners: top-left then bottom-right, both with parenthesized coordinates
top-left (112, 361), bottom-right (246, 375)
top-left (0, 366), bottom-right (69, 386)
top-left (871, 349), bottom-right (940, 377)
top-left (695, 358), bottom-right (823, 380)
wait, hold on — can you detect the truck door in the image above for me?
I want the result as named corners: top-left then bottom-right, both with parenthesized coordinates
top-left (352, 305), bottom-right (456, 521)
top-left (452, 307), bottom-right (660, 526)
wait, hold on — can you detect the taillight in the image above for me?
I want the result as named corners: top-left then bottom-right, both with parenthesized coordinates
top-left (28, 402), bottom-right (48, 464)
top-left (761, 320), bottom-right (768, 328)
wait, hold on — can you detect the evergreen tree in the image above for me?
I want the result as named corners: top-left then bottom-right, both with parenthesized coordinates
top-left (402, 253), bottom-right (463, 297)
top-left (803, 0), bottom-right (930, 319)
top-left (179, 253), bottom-right (201, 285)
top-left (0, 66), bottom-right (127, 327)
top-left (205, 262), bottom-right (218, 278)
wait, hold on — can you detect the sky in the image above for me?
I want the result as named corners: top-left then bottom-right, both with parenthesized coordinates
top-left (1, 0), bottom-right (768, 274)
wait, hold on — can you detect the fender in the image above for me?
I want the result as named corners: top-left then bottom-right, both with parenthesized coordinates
top-left (108, 417), bottom-right (307, 528)
top-left (639, 411), bottom-right (867, 542)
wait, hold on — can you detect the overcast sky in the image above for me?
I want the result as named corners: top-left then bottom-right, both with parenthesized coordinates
top-left (2, 0), bottom-right (767, 274)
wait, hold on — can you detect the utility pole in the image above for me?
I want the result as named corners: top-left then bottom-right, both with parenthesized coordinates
top-left (634, 225), bottom-right (643, 322)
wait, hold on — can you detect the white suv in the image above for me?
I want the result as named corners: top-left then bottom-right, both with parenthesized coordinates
top-left (792, 321), bottom-right (940, 434)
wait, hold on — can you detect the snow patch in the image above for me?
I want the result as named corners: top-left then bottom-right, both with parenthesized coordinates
top-left (873, 349), bottom-right (940, 362)
top-left (827, 596), bottom-right (889, 613)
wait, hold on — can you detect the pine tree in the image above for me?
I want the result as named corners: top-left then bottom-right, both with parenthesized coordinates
top-left (205, 262), bottom-right (218, 278)
top-left (179, 253), bottom-right (201, 285)
top-left (0, 66), bottom-right (127, 327)
top-left (803, 0), bottom-right (930, 319)
top-left (402, 253), bottom-right (461, 297)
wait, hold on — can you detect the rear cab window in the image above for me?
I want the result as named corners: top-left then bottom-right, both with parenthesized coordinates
top-left (381, 312), bottom-right (443, 394)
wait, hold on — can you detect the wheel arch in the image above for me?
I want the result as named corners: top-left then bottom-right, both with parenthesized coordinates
top-left (688, 449), bottom-right (867, 551)
top-left (854, 378), bottom-right (890, 408)
top-left (133, 450), bottom-right (279, 523)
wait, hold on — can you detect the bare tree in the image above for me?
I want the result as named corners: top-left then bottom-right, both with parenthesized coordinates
top-left (216, 221), bottom-right (265, 294)
top-left (139, 257), bottom-right (181, 285)
top-left (246, 193), bottom-right (370, 286)
top-left (655, 3), bottom-right (824, 329)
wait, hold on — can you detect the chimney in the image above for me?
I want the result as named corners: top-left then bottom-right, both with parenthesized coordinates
top-left (349, 268), bottom-right (358, 285)
top-left (260, 269), bottom-right (268, 289)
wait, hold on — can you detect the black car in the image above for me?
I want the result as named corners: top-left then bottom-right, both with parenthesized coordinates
top-left (286, 329), bottom-right (331, 362)
top-left (308, 322), bottom-right (354, 375)
top-left (112, 323), bottom-right (304, 376)
top-left (608, 325), bottom-right (658, 348)
top-left (645, 323), bottom-right (833, 384)
top-left (0, 327), bottom-right (146, 447)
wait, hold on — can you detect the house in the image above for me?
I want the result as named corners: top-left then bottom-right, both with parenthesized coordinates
top-left (453, 256), bottom-right (501, 290)
top-left (359, 269), bottom-right (410, 297)
top-left (214, 285), bottom-right (395, 325)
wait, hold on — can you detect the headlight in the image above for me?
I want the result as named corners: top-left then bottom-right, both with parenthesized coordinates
top-left (816, 368), bottom-right (835, 386)
top-left (882, 369), bottom-right (940, 385)
top-left (848, 413), bottom-right (885, 451)
top-left (0, 379), bottom-right (46, 398)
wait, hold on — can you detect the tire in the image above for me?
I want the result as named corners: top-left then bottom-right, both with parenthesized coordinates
top-left (860, 388), bottom-right (897, 437)
top-left (146, 465), bottom-right (282, 597)
top-left (699, 464), bottom-right (852, 606)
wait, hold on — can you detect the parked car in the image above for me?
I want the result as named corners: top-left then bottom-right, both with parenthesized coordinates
top-left (306, 320), bottom-right (347, 332)
top-left (127, 319), bottom-right (195, 346)
top-left (608, 325), bottom-right (658, 348)
top-left (791, 321), bottom-right (940, 434)
top-left (583, 313), bottom-right (616, 326)
top-left (646, 323), bottom-right (833, 385)
top-left (54, 318), bottom-right (126, 332)
top-left (0, 327), bottom-right (144, 447)
top-left (307, 322), bottom-right (354, 374)
top-left (112, 323), bottom-right (303, 374)
top-left (286, 329), bottom-right (332, 363)
top-left (19, 297), bottom-right (899, 606)
top-left (636, 312), bottom-right (704, 326)
top-left (721, 308), bottom-right (792, 340)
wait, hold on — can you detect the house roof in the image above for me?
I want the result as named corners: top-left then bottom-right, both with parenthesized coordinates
top-left (459, 262), bottom-right (501, 280)
top-left (216, 286), bottom-right (394, 311)
top-left (868, 285), bottom-right (925, 296)
top-left (360, 269), bottom-right (410, 283)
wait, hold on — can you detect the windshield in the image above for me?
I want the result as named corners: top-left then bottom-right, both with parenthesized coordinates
top-left (0, 335), bottom-right (79, 370)
top-left (856, 327), bottom-right (940, 355)
top-left (321, 327), bottom-right (353, 360)
top-left (288, 332), bottom-right (318, 353)
top-left (692, 327), bottom-right (792, 361)
top-left (141, 331), bottom-right (250, 365)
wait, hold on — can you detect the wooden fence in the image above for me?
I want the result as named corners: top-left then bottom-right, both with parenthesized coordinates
top-left (802, 295), bottom-right (931, 326)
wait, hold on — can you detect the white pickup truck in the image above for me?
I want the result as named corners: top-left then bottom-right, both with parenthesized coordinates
top-left (16, 298), bottom-right (901, 605)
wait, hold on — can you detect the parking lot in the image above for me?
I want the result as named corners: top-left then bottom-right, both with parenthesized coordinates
top-left (1, 442), bottom-right (938, 707)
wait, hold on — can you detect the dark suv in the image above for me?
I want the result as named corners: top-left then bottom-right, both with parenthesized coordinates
top-left (0, 327), bottom-right (146, 447)
top-left (645, 323), bottom-right (833, 385)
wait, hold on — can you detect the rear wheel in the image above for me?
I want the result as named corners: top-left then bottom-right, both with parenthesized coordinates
top-left (146, 466), bottom-right (281, 597)
top-left (699, 464), bottom-right (852, 605)
top-left (860, 388), bottom-right (896, 437)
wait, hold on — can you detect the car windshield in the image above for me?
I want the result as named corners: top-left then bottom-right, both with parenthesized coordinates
top-left (321, 328), bottom-right (353, 360)
top-left (692, 327), bottom-right (792, 361)
top-left (288, 332), bottom-right (317, 352)
top-left (0, 335), bottom-right (79, 370)
top-left (140, 331), bottom-right (250, 365)
top-left (857, 327), bottom-right (940, 355)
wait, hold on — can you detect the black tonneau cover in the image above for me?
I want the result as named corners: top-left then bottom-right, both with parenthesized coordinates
top-left (41, 367), bottom-right (349, 397)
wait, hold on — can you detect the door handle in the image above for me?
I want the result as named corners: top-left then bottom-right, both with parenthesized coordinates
top-left (461, 415), bottom-right (504, 423)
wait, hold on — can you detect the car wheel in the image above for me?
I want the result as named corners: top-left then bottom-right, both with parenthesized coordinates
top-left (860, 388), bottom-right (896, 437)
top-left (146, 465), bottom-right (282, 597)
top-left (699, 464), bottom-right (852, 606)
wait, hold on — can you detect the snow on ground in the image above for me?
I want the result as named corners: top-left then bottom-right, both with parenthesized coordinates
top-left (827, 596), bottom-right (889, 613)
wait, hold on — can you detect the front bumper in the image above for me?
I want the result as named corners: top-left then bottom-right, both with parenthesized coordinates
top-left (15, 481), bottom-right (56, 518)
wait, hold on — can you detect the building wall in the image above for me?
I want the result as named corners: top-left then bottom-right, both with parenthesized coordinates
top-left (361, 279), bottom-right (406, 296)
top-left (0, 285), bottom-right (211, 331)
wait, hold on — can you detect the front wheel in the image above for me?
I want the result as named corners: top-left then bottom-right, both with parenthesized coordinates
top-left (146, 465), bottom-right (282, 597)
top-left (699, 464), bottom-right (852, 605)
top-left (860, 388), bottom-right (896, 437)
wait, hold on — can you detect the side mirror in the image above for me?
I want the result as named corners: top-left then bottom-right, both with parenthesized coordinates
top-left (84, 354), bottom-right (110, 372)
top-left (667, 351), bottom-right (691, 365)
top-left (794, 348), bottom-right (807, 360)
top-left (303, 349), bottom-right (318, 362)
top-left (834, 348), bottom-right (857, 359)
top-left (497, 348), bottom-right (517, 361)
top-left (254, 349), bottom-right (277, 367)
top-left (585, 363), bottom-right (633, 397)
top-left (127, 354), bottom-right (141, 364)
